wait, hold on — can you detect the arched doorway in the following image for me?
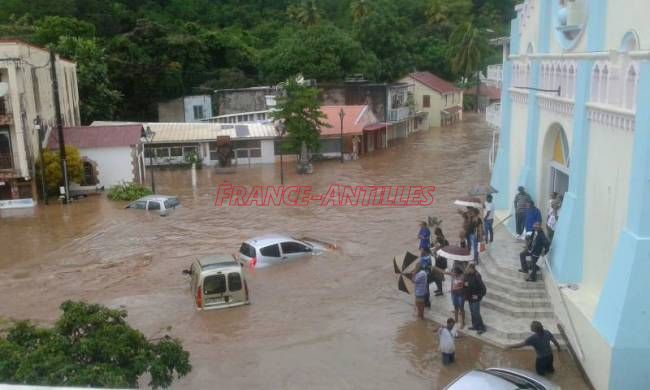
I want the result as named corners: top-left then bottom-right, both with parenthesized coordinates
top-left (82, 159), bottom-right (98, 185)
top-left (541, 123), bottom-right (570, 204)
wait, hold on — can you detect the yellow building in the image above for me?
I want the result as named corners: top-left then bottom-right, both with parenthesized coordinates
top-left (399, 71), bottom-right (463, 128)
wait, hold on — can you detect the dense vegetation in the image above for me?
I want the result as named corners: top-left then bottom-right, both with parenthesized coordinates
top-left (0, 301), bottom-right (191, 389)
top-left (107, 182), bottom-right (153, 201)
top-left (0, 0), bottom-right (515, 123)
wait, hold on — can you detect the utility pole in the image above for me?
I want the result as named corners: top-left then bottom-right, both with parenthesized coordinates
top-left (49, 48), bottom-right (69, 204)
top-left (35, 117), bottom-right (48, 204)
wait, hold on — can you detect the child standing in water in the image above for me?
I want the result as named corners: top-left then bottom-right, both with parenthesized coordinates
top-left (437, 318), bottom-right (459, 365)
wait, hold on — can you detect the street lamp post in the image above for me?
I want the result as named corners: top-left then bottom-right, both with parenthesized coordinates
top-left (144, 126), bottom-right (156, 193)
top-left (275, 122), bottom-right (286, 185)
top-left (339, 108), bottom-right (345, 163)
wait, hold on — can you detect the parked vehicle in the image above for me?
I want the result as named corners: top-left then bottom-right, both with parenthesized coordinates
top-left (125, 195), bottom-right (179, 215)
top-left (445, 368), bottom-right (560, 390)
top-left (237, 234), bottom-right (323, 268)
top-left (182, 254), bottom-right (250, 311)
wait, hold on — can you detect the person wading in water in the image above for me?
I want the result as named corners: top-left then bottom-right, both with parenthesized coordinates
top-left (506, 321), bottom-right (561, 376)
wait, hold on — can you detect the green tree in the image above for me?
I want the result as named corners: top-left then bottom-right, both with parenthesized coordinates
top-left (32, 16), bottom-right (95, 46)
top-left (287, 1), bottom-right (320, 27)
top-left (350, 0), bottom-right (370, 24)
top-left (0, 301), bottom-right (190, 389)
top-left (40, 145), bottom-right (83, 195)
top-left (271, 77), bottom-right (329, 154)
top-left (448, 22), bottom-right (488, 110)
top-left (263, 23), bottom-right (379, 82)
top-left (54, 37), bottom-right (122, 124)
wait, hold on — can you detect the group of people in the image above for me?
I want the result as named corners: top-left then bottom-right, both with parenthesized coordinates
top-left (414, 223), bottom-right (488, 337)
top-left (515, 187), bottom-right (561, 282)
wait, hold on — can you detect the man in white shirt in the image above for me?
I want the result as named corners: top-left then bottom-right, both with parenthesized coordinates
top-left (437, 318), bottom-right (459, 365)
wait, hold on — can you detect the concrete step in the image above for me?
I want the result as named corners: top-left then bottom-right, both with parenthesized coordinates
top-left (479, 263), bottom-right (546, 290)
top-left (426, 305), bottom-right (564, 348)
top-left (483, 278), bottom-right (550, 299)
top-left (485, 288), bottom-right (552, 309)
top-left (482, 248), bottom-right (546, 281)
top-left (482, 298), bottom-right (556, 319)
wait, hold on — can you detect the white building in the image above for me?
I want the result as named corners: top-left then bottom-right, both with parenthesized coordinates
top-left (0, 40), bottom-right (80, 204)
top-left (490, 1), bottom-right (650, 388)
top-left (157, 95), bottom-right (213, 123)
top-left (47, 125), bottom-right (146, 188)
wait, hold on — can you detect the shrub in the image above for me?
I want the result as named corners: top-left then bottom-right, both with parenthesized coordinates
top-left (107, 182), bottom-right (153, 201)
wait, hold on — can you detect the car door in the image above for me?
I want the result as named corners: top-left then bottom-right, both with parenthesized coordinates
top-left (259, 243), bottom-right (282, 266)
top-left (280, 241), bottom-right (313, 261)
top-left (127, 200), bottom-right (147, 209)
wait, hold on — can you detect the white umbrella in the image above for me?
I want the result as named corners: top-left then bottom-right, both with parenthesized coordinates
top-left (436, 245), bottom-right (474, 262)
top-left (454, 196), bottom-right (483, 209)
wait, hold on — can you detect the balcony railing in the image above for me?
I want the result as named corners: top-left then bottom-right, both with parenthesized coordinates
top-left (0, 152), bottom-right (13, 170)
top-left (487, 64), bottom-right (503, 85)
top-left (486, 103), bottom-right (501, 129)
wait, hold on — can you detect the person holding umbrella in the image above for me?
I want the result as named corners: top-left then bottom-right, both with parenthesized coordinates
top-left (419, 248), bottom-right (433, 308)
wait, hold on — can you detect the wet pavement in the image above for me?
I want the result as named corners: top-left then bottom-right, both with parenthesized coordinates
top-left (0, 115), bottom-right (589, 389)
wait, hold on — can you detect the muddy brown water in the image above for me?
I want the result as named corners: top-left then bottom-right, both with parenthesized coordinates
top-left (0, 115), bottom-right (588, 389)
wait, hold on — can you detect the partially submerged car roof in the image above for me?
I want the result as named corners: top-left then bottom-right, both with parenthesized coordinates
top-left (198, 255), bottom-right (240, 270)
top-left (246, 234), bottom-right (306, 247)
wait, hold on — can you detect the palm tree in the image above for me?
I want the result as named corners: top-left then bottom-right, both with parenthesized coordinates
top-left (449, 22), bottom-right (488, 112)
top-left (287, 1), bottom-right (320, 27)
top-left (351, 0), bottom-right (370, 24)
top-left (426, 0), bottom-right (448, 27)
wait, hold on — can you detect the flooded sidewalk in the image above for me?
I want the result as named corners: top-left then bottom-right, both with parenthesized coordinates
top-left (0, 115), bottom-right (588, 389)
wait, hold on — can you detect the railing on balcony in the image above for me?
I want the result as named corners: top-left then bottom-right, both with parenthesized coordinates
top-left (486, 64), bottom-right (503, 85)
top-left (485, 103), bottom-right (501, 129)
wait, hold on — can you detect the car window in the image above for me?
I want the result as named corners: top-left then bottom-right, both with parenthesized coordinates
top-left (239, 243), bottom-right (255, 258)
top-left (147, 201), bottom-right (161, 210)
top-left (129, 201), bottom-right (146, 209)
top-left (260, 244), bottom-right (281, 257)
top-left (164, 197), bottom-right (179, 209)
top-left (203, 274), bottom-right (226, 295)
top-left (281, 241), bottom-right (310, 254)
top-left (228, 272), bottom-right (242, 292)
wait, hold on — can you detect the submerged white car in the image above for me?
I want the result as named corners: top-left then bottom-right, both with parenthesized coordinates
top-left (237, 234), bottom-right (326, 268)
top-left (125, 195), bottom-right (179, 215)
top-left (445, 367), bottom-right (560, 390)
top-left (182, 255), bottom-right (250, 311)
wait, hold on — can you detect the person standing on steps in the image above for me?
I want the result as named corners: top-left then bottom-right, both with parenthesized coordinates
top-left (445, 267), bottom-right (466, 329)
top-left (519, 222), bottom-right (549, 282)
top-left (432, 228), bottom-right (449, 296)
top-left (484, 194), bottom-right (495, 244)
top-left (524, 201), bottom-right (542, 238)
top-left (547, 203), bottom-right (558, 244)
top-left (514, 186), bottom-right (532, 236)
top-left (418, 221), bottom-right (431, 251)
top-left (464, 263), bottom-right (487, 335)
top-left (506, 321), bottom-right (561, 376)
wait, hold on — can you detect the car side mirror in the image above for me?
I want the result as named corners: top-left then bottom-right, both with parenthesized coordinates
top-left (182, 269), bottom-right (191, 275)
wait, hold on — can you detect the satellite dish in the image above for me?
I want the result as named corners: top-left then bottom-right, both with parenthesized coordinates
top-left (0, 82), bottom-right (8, 98)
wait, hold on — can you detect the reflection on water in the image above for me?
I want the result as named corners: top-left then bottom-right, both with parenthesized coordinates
top-left (0, 115), bottom-right (587, 389)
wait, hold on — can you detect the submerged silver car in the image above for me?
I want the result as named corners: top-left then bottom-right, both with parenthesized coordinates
top-left (445, 367), bottom-right (560, 390)
top-left (183, 255), bottom-right (250, 310)
top-left (126, 195), bottom-right (179, 215)
top-left (237, 234), bottom-right (324, 268)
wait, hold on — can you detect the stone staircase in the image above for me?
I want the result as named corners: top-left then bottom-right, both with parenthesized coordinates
top-left (427, 225), bottom-right (562, 347)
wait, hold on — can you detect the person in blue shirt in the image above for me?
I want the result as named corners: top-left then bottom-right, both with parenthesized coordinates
top-left (419, 248), bottom-right (433, 308)
top-left (418, 221), bottom-right (431, 250)
top-left (524, 201), bottom-right (542, 237)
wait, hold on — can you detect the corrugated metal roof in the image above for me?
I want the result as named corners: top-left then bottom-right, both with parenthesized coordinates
top-left (144, 122), bottom-right (278, 143)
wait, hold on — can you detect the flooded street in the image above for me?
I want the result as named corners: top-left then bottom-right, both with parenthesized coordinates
top-left (0, 115), bottom-right (588, 389)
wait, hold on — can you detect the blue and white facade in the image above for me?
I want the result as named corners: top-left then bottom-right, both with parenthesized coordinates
top-left (491, 1), bottom-right (650, 388)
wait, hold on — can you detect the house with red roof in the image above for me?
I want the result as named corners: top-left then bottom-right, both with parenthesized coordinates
top-left (318, 105), bottom-right (380, 159)
top-left (399, 71), bottom-right (463, 128)
top-left (47, 125), bottom-right (146, 188)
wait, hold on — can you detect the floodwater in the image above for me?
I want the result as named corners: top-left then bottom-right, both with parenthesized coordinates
top-left (0, 115), bottom-right (588, 389)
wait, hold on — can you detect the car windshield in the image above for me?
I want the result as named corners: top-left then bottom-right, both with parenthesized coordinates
top-left (239, 243), bottom-right (255, 258)
top-left (489, 371), bottom-right (539, 390)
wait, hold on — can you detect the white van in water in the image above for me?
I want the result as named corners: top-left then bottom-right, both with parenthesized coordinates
top-left (183, 255), bottom-right (250, 310)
